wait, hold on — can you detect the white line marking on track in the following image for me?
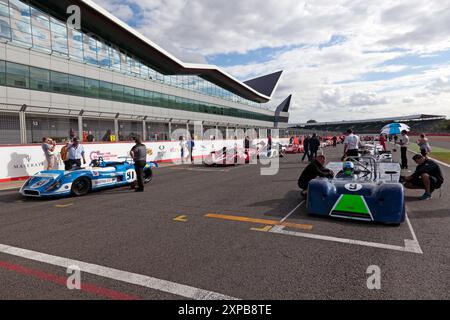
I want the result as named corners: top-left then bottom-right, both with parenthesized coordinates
top-left (269, 222), bottom-right (422, 254)
top-left (0, 244), bottom-right (239, 300)
top-left (271, 200), bottom-right (423, 254)
top-left (279, 200), bottom-right (305, 223)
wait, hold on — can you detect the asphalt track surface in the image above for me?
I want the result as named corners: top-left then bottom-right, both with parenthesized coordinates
top-left (0, 145), bottom-right (449, 300)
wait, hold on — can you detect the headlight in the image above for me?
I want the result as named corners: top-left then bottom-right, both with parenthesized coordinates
top-left (45, 180), bottom-right (62, 192)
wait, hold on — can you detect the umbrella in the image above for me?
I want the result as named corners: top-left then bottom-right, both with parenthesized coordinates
top-left (381, 123), bottom-right (410, 135)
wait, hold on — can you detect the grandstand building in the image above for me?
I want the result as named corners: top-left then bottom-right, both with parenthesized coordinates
top-left (0, 0), bottom-right (291, 145)
top-left (290, 114), bottom-right (448, 135)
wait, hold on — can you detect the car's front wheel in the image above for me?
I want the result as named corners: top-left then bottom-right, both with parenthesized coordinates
top-left (71, 177), bottom-right (91, 196)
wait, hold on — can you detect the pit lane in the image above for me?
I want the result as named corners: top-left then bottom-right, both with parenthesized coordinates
top-left (0, 145), bottom-right (449, 299)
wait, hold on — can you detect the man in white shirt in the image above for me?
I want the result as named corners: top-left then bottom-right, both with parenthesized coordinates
top-left (67, 138), bottom-right (86, 169)
top-left (399, 130), bottom-right (410, 169)
top-left (343, 129), bottom-right (360, 159)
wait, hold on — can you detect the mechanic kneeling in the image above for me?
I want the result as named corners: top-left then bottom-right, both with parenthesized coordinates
top-left (298, 155), bottom-right (334, 197)
top-left (401, 154), bottom-right (444, 200)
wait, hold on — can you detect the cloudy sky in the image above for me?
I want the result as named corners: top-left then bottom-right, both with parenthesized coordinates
top-left (93, 0), bottom-right (450, 123)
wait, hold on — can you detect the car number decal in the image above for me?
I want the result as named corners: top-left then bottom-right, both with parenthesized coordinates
top-left (344, 183), bottom-right (363, 192)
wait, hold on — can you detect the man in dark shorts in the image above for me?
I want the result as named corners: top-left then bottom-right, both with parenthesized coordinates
top-left (402, 154), bottom-right (444, 200)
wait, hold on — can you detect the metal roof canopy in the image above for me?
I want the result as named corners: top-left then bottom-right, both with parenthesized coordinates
top-left (29, 0), bottom-right (278, 103)
top-left (290, 114), bottom-right (447, 127)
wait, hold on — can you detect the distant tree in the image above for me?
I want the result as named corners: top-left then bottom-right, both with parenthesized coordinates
top-left (307, 120), bottom-right (318, 124)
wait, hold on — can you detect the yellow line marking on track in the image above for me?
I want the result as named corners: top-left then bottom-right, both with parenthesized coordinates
top-left (205, 213), bottom-right (313, 231)
top-left (174, 215), bottom-right (188, 222)
top-left (15, 200), bottom-right (24, 203)
top-left (55, 203), bottom-right (74, 208)
top-left (250, 226), bottom-right (273, 232)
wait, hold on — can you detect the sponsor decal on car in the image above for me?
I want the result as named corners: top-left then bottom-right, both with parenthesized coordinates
top-left (90, 151), bottom-right (118, 161)
top-left (92, 178), bottom-right (117, 186)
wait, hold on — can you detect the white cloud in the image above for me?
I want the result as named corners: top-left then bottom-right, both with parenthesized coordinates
top-left (93, 0), bottom-right (450, 122)
top-left (349, 92), bottom-right (388, 106)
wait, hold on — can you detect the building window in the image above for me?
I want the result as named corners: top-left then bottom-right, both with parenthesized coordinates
top-left (112, 83), bottom-right (124, 102)
top-left (82, 118), bottom-right (114, 142)
top-left (68, 74), bottom-right (84, 96)
top-left (134, 88), bottom-right (144, 105)
top-left (119, 121), bottom-right (141, 141)
top-left (0, 2), bottom-right (12, 41)
top-left (0, 60), bottom-right (5, 86)
top-left (26, 114), bottom-right (78, 144)
top-left (146, 122), bottom-right (169, 141)
top-left (83, 34), bottom-right (98, 65)
top-left (67, 27), bottom-right (83, 61)
top-left (85, 78), bottom-right (99, 98)
top-left (9, 0), bottom-right (32, 47)
top-left (50, 70), bottom-right (68, 93)
top-left (110, 47), bottom-right (121, 72)
top-left (123, 86), bottom-right (134, 104)
top-left (99, 80), bottom-right (112, 100)
top-left (97, 40), bottom-right (111, 68)
top-left (50, 17), bottom-right (68, 56)
top-left (0, 111), bottom-right (20, 144)
top-left (6, 61), bottom-right (29, 88)
top-left (29, 66), bottom-right (50, 91)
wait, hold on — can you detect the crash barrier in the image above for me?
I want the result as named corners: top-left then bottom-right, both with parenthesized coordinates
top-left (0, 138), bottom-right (290, 182)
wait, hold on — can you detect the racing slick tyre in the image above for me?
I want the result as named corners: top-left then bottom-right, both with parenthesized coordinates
top-left (144, 169), bottom-right (153, 184)
top-left (71, 177), bottom-right (91, 196)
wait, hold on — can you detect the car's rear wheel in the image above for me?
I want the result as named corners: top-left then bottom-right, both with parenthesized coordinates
top-left (144, 169), bottom-right (153, 184)
top-left (71, 177), bottom-right (91, 196)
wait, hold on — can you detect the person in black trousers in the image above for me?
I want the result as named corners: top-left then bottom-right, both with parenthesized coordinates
top-left (399, 130), bottom-right (410, 169)
top-left (130, 136), bottom-right (147, 192)
top-left (309, 134), bottom-right (321, 161)
top-left (302, 135), bottom-right (311, 162)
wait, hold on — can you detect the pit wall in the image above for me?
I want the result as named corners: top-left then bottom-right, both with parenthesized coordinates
top-left (0, 138), bottom-right (290, 182)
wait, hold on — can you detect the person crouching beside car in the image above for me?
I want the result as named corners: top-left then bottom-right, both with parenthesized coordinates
top-left (401, 154), bottom-right (444, 200)
top-left (298, 155), bottom-right (334, 197)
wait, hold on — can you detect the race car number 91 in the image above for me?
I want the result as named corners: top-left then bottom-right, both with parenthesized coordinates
top-left (125, 169), bottom-right (137, 182)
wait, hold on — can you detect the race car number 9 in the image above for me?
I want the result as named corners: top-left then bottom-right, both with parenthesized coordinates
top-left (345, 183), bottom-right (363, 192)
top-left (125, 169), bottom-right (137, 182)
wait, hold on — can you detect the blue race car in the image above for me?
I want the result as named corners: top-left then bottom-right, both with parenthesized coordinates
top-left (20, 157), bottom-right (158, 198)
top-left (307, 157), bottom-right (405, 225)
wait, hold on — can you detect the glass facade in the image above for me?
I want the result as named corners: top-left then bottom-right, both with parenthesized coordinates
top-left (118, 120), bottom-right (141, 142)
top-left (26, 114), bottom-right (78, 143)
top-left (0, 111), bottom-right (20, 144)
top-left (82, 118), bottom-right (114, 142)
top-left (0, 0), bottom-right (263, 108)
top-left (146, 122), bottom-right (169, 141)
top-left (0, 59), bottom-right (275, 122)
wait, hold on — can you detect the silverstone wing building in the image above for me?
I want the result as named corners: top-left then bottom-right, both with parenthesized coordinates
top-left (0, 0), bottom-right (291, 144)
